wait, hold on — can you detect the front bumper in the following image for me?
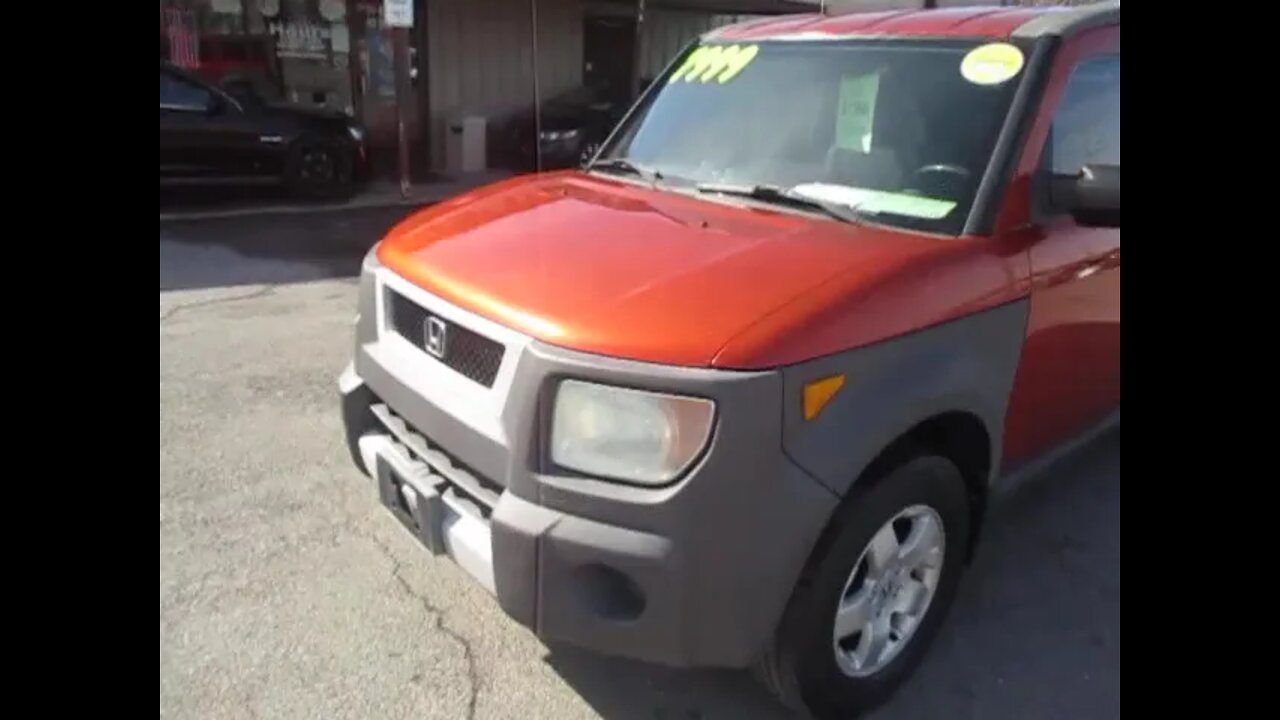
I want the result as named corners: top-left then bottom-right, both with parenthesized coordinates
top-left (339, 256), bottom-right (838, 668)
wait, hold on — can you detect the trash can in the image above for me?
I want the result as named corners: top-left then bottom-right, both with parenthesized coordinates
top-left (445, 115), bottom-right (487, 174)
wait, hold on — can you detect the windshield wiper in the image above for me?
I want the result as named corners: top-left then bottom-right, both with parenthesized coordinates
top-left (695, 182), bottom-right (867, 224)
top-left (588, 157), bottom-right (664, 185)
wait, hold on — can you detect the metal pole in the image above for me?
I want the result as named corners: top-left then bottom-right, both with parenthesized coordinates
top-left (393, 26), bottom-right (411, 196)
top-left (530, 0), bottom-right (542, 173)
top-left (347, 0), bottom-right (365, 135)
top-left (631, 0), bottom-right (646, 101)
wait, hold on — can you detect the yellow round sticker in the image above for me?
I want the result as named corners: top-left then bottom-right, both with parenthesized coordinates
top-left (960, 43), bottom-right (1025, 85)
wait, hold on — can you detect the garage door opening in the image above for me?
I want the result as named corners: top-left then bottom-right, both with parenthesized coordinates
top-left (584, 13), bottom-right (637, 103)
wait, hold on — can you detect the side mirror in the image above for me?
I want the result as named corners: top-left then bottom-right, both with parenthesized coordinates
top-left (1062, 163), bottom-right (1119, 228)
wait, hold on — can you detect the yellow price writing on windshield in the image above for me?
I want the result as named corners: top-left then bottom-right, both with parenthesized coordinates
top-left (669, 44), bottom-right (760, 84)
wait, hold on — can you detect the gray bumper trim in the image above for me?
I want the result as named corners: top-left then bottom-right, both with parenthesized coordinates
top-left (358, 433), bottom-right (496, 593)
top-left (369, 402), bottom-right (501, 510)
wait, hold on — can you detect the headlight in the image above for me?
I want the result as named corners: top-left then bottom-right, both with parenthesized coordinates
top-left (347, 125), bottom-right (365, 142)
top-left (539, 129), bottom-right (580, 141)
top-left (551, 380), bottom-right (715, 485)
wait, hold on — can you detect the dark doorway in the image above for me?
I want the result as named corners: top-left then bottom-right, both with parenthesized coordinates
top-left (583, 14), bottom-right (636, 103)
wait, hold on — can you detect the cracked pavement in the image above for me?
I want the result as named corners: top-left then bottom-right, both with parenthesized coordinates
top-left (159, 212), bottom-right (1119, 720)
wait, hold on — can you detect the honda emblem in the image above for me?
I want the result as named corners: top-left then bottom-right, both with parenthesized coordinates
top-left (424, 316), bottom-right (447, 359)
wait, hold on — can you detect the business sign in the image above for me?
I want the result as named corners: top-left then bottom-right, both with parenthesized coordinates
top-left (384, 0), bottom-right (413, 27)
top-left (268, 20), bottom-right (330, 60)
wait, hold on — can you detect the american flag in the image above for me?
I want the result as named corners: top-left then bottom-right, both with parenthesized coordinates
top-left (161, 7), bottom-right (199, 69)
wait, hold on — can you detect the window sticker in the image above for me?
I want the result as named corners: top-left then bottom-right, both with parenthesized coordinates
top-left (791, 183), bottom-right (957, 220)
top-left (836, 73), bottom-right (880, 152)
top-left (960, 43), bottom-right (1025, 86)
top-left (669, 44), bottom-right (760, 84)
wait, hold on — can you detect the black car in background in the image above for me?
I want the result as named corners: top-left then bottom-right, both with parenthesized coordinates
top-left (160, 61), bottom-right (366, 199)
top-left (488, 82), bottom-right (647, 172)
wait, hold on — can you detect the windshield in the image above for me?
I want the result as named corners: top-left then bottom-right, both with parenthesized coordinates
top-left (597, 38), bottom-right (1028, 235)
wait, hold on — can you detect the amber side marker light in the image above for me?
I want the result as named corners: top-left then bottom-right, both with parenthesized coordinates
top-left (803, 374), bottom-right (846, 421)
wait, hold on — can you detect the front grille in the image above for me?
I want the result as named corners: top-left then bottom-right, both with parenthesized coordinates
top-left (387, 291), bottom-right (504, 388)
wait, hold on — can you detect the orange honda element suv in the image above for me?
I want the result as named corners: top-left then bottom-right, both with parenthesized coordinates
top-left (339, 4), bottom-right (1119, 717)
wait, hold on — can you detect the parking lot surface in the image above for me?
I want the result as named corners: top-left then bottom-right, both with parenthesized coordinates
top-left (159, 212), bottom-right (1119, 720)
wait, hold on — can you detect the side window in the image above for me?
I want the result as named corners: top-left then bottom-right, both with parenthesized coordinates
top-left (160, 70), bottom-right (211, 110)
top-left (1048, 56), bottom-right (1120, 178)
top-left (1034, 55), bottom-right (1119, 216)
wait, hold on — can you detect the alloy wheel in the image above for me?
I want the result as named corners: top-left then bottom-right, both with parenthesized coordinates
top-left (832, 504), bottom-right (946, 678)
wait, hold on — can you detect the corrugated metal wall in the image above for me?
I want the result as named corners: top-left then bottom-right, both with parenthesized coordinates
top-left (426, 0), bottom-right (585, 172)
top-left (424, 0), bottom-right (762, 172)
top-left (639, 9), bottom-right (756, 81)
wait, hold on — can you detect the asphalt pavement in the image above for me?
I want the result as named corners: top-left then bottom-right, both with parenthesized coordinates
top-left (159, 207), bottom-right (1120, 720)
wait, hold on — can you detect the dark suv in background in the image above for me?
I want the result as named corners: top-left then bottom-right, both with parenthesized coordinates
top-left (487, 81), bottom-right (646, 172)
top-left (160, 61), bottom-right (367, 200)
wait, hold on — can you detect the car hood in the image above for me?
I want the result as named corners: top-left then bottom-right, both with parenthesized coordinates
top-left (376, 171), bottom-right (956, 368)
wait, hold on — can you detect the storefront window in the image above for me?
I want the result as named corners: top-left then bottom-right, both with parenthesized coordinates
top-left (356, 2), bottom-right (397, 102)
top-left (351, 1), bottom-right (422, 154)
top-left (160, 0), bottom-right (278, 97)
top-left (257, 0), bottom-right (356, 114)
top-left (159, 0), bottom-right (357, 116)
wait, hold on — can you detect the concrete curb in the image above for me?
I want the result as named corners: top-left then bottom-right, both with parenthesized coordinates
top-left (160, 171), bottom-right (515, 222)
top-left (159, 194), bottom-right (435, 222)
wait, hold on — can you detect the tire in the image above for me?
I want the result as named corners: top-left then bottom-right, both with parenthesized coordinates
top-left (284, 136), bottom-right (355, 201)
top-left (756, 454), bottom-right (971, 719)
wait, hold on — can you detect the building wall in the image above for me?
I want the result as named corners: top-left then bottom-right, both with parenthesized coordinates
top-left (426, 0), bottom-right (584, 172)
top-left (424, 0), bottom-right (763, 173)
top-left (639, 8), bottom-right (757, 81)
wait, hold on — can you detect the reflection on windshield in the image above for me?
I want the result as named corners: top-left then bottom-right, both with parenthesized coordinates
top-left (599, 38), bottom-right (1026, 235)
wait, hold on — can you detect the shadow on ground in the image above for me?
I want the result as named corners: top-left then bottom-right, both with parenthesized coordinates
top-left (161, 184), bottom-right (301, 212)
top-left (543, 431), bottom-right (1120, 720)
top-left (160, 205), bottom-right (419, 292)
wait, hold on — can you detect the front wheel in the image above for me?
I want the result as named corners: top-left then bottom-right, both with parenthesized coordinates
top-left (284, 137), bottom-right (355, 201)
top-left (756, 454), bottom-right (971, 719)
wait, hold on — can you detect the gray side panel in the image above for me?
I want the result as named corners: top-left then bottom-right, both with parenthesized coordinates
top-left (783, 300), bottom-right (1030, 497)
top-left (994, 409), bottom-right (1119, 501)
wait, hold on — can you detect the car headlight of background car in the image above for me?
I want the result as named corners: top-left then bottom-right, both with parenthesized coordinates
top-left (539, 129), bottom-right (580, 142)
top-left (551, 380), bottom-right (716, 485)
top-left (347, 125), bottom-right (365, 142)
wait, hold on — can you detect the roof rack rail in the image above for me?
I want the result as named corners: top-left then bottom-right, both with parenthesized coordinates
top-left (1012, 1), bottom-right (1120, 39)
